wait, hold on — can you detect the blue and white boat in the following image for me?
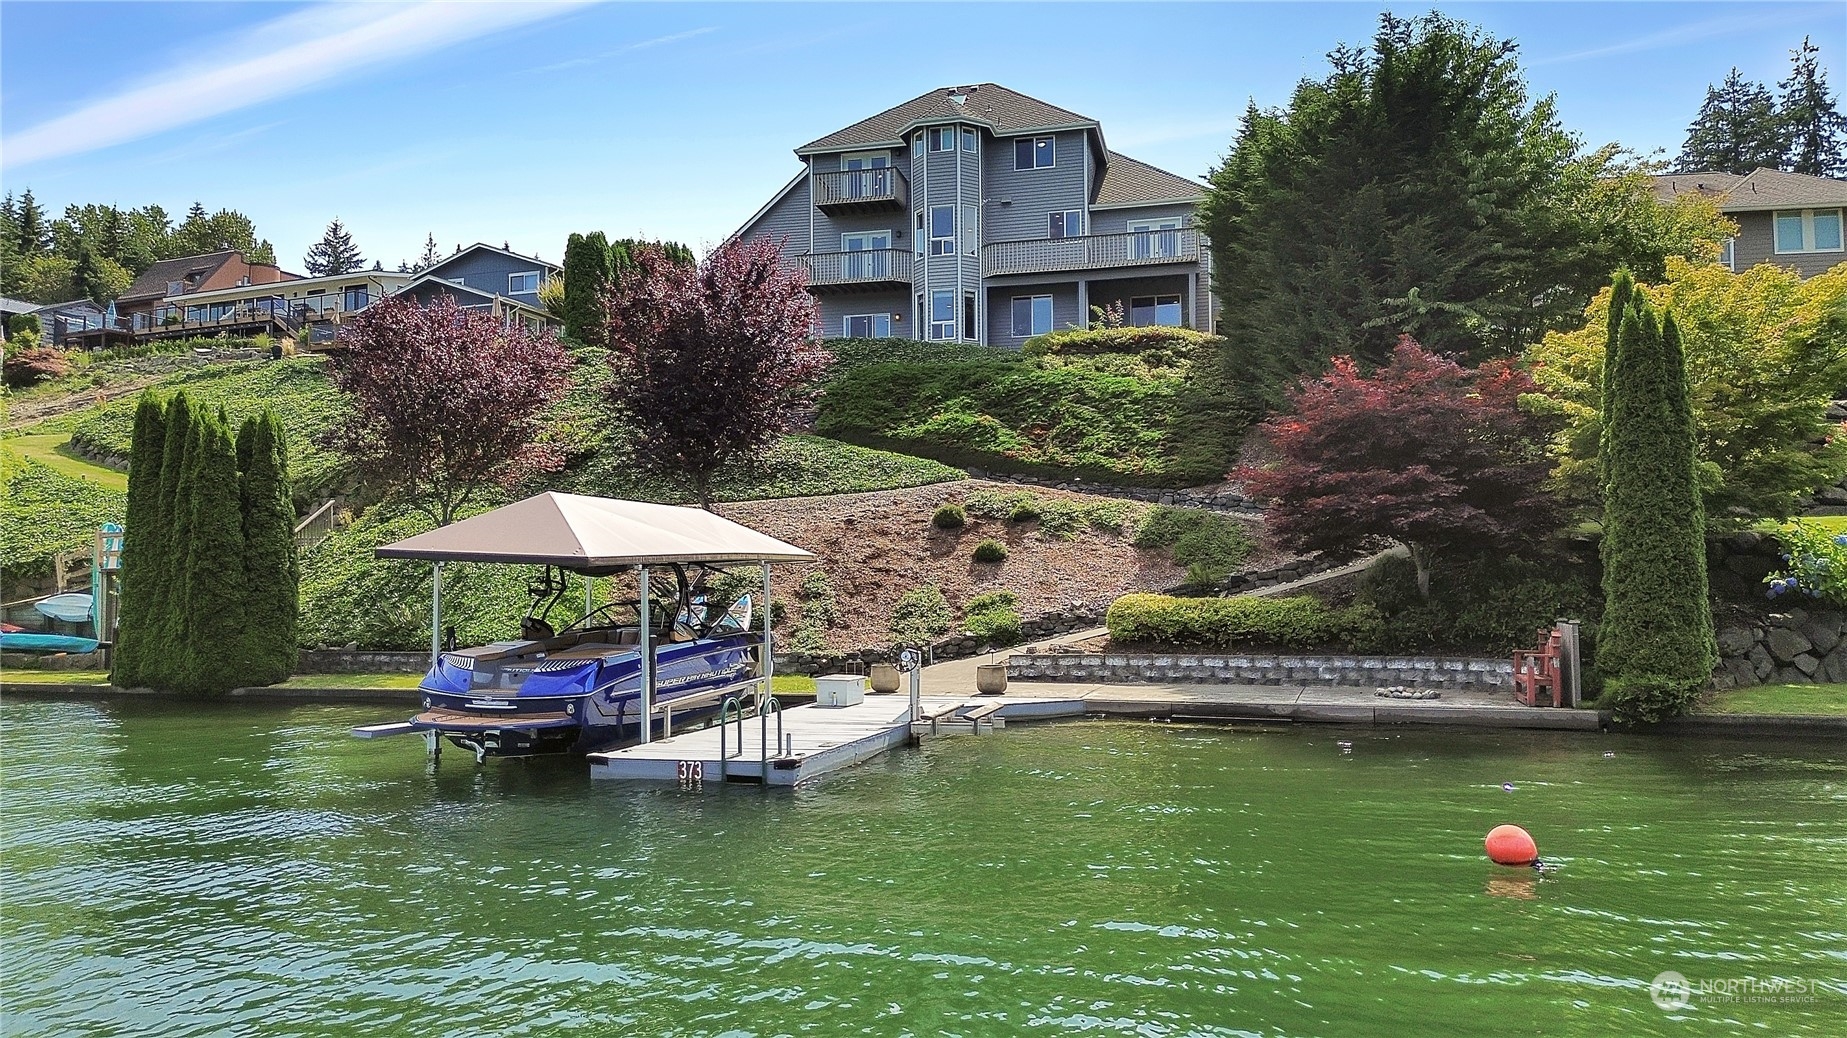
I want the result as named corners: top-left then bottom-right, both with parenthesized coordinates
top-left (367, 492), bottom-right (815, 764)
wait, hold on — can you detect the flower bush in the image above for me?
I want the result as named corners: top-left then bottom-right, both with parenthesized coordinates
top-left (1764, 521), bottom-right (1847, 605)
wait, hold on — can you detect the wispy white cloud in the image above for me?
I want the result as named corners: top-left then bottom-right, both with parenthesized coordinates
top-left (2, 1), bottom-right (594, 170)
top-left (522, 25), bottom-right (716, 75)
top-left (1530, 10), bottom-right (1815, 67)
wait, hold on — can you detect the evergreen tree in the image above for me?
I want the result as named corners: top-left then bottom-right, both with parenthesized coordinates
top-left (146, 392), bottom-right (195, 689)
top-left (1598, 293), bottom-right (1715, 723)
top-left (1778, 36), bottom-right (1847, 177)
top-left (15, 188), bottom-right (47, 256)
top-left (416, 232), bottom-right (442, 271)
top-left (561, 231), bottom-right (613, 344)
top-left (303, 218), bottom-right (365, 275)
top-left (1674, 68), bottom-right (1786, 173)
top-left (98, 205), bottom-right (125, 263)
top-left (237, 415), bottom-right (299, 685)
top-left (73, 246), bottom-right (108, 304)
top-left (111, 395), bottom-right (168, 689)
top-left (175, 414), bottom-right (250, 695)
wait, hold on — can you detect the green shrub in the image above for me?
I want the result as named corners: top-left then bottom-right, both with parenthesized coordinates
top-left (1107, 593), bottom-right (1378, 649)
top-left (932, 503), bottom-right (967, 530)
top-left (1355, 552), bottom-right (1602, 654)
top-left (819, 338), bottom-right (1013, 379)
top-left (1133, 506), bottom-right (1254, 587)
top-left (566, 432), bottom-right (961, 503)
top-left (890, 585), bottom-right (953, 649)
top-left (797, 568), bottom-right (840, 628)
top-left (1764, 520), bottom-right (1847, 606)
top-left (964, 488), bottom-right (1144, 539)
top-left (964, 590), bottom-right (1023, 647)
top-left (972, 539), bottom-right (1009, 563)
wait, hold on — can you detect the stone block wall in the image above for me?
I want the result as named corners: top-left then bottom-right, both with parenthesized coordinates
top-left (1713, 608), bottom-right (1847, 689)
top-left (297, 648), bottom-right (431, 674)
top-left (1007, 650), bottom-right (1513, 690)
top-left (969, 469), bottom-right (1259, 515)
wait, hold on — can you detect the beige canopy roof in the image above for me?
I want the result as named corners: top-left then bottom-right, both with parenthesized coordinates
top-left (374, 492), bottom-right (815, 572)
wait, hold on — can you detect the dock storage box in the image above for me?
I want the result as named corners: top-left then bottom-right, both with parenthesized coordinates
top-left (814, 675), bottom-right (868, 708)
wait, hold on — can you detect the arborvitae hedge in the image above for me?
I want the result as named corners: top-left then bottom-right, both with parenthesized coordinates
top-left (109, 394), bottom-right (166, 688)
top-left (114, 394), bottom-right (298, 694)
top-left (561, 231), bottom-right (612, 345)
top-left (1597, 295), bottom-right (1716, 722)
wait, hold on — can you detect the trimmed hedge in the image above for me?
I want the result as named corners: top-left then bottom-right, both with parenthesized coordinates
top-left (1106, 593), bottom-right (1379, 649)
top-left (819, 337), bottom-right (1015, 378)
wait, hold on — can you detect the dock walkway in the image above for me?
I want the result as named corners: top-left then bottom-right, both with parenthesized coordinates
top-left (586, 693), bottom-right (1086, 786)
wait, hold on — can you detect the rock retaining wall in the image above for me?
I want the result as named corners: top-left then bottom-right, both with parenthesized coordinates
top-left (1713, 608), bottom-right (1847, 689)
top-left (1008, 650), bottom-right (1513, 690)
top-left (298, 648), bottom-right (431, 673)
top-left (967, 469), bottom-right (1258, 514)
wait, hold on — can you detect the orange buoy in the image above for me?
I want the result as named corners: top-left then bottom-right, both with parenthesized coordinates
top-left (1485, 824), bottom-right (1539, 867)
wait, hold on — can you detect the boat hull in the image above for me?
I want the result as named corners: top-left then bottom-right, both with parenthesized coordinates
top-left (409, 633), bottom-right (759, 758)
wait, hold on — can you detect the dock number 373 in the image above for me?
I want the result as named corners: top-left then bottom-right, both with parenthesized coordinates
top-left (677, 761), bottom-right (704, 786)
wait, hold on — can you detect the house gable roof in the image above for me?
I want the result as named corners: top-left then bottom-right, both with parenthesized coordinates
top-left (421, 243), bottom-right (560, 280)
top-left (1652, 168), bottom-right (1847, 211)
top-left (1093, 151), bottom-right (1207, 209)
top-left (397, 274), bottom-right (552, 317)
top-left (118, 250), bottom-right (241, 303)
top-left (798, 83), bottom-right (1100, 155)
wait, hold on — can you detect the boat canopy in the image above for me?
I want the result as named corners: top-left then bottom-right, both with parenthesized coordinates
top-left (373, 492), bottom-right (814, 574)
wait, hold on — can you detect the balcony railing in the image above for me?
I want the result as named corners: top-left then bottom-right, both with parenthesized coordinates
top-left (983, 228), bottom-right (1201, 277)
top-left (801, 249), bottom-right (912, 289)
top-left (142, 293), bottom-right (372, 333)
top-left (813, 167), bottom-right (908, 213)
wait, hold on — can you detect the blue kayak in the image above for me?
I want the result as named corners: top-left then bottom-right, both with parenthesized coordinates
top-left (0, 632), bottom-right (101, 655)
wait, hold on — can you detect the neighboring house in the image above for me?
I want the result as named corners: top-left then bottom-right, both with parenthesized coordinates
top-left (113, 250), bottom-right (295, 324)
top-left (1653, 168), bottom-right (1847, 278)
top-left (1, 296), bottom-right (37, 340)
top-left (146, 270), bottom-right (415, 345)
top-left (732, 83), bottom-right (1213, 346)
top-left (29, 299), bottom-right (110, 345)
top-left (414, 243), bottom-right (558, 313)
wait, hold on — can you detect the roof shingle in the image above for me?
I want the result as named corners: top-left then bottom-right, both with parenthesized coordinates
top-left (1651, 168), bottom-right (1847, 211)
top-left (799, 83), bottom-right (1097, 154)
top-left (117, 251), bottom-right (240, 303)
top-left (1094, 151), bottom-right (1206, 208)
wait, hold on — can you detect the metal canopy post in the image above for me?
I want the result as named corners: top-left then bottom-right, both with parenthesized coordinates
top-left (761, 562), bottom-right (774, 701)
top-left (638, 565), bottom-right (654, 745)
top-left (583, 574), bottom-right (595, 620)
top-left (429, 562), bottom-right (443, 667)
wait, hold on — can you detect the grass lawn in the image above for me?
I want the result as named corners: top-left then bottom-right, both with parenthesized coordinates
top-left (0, 434), bottom-right (128, 492)
top-left (272, 672), bottom-right (424, 690)
top-left (0, 670), bottom-right (110, 686)
top-left (1697, 683), bottom-right (1847, 716)
top-left (771, 674), bottom-right (817, 695)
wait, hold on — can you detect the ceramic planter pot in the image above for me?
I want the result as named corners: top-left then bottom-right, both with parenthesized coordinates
top-left (869, 662), bottom-right (902, 694)
top-left (975, 663), bottom-right (1008, 695)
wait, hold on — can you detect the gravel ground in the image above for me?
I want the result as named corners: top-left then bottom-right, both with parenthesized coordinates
top-left (717, 479), bottom-right (1276, 650)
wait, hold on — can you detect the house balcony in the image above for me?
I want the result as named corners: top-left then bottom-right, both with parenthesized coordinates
top-left (801, 249), bottom-right (913, 292)
top-left (813, 168), bottom-right (908, 215)
top-left (983, 228), bottom-right (1201, 277)
top-left (138, 294), bottom-right (374, 337)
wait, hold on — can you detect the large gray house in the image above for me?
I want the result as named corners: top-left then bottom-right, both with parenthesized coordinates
top-left (1653, 168), bottom-right (1847, 278)
top-left (733, 83), bottom-right (1212, 346)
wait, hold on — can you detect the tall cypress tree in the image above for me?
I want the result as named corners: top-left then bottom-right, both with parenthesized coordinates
top-left (1598, 296), bottom-right (1715, 722)
top-left (561, 231), bottom-right (614, 345)
top-left (111, 394), bottom-right (168, 688)
top-left (1596, 269), bottom-right (1636, 505)
top-left (143, 391), bottom-right (194, 689)
top-left (237, 414), bottom-right (299, 685)
top-left (175, 414), bottom-right (249, 694)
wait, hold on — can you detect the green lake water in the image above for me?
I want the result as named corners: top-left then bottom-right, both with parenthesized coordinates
top-left (2, 698), bottom-right (1843, 1037)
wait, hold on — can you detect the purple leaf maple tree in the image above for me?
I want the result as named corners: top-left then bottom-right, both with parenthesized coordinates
top-left (1235, 336), bottom-right (1562, 598)
top-left (604, 237), bottom-right (824, 509)
top-left (327, 293), bottom-right (572, 525)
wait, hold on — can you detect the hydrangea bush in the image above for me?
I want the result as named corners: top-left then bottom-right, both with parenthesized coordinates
top-left (1764, 521), bottom-right (1847, 605)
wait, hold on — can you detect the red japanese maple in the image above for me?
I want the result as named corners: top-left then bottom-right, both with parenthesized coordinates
top-left (1235, 336), bottom-right (1562, 597)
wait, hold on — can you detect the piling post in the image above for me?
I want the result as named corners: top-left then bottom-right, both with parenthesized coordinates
top-left (639, 565), bottom-right (654, 744)
top-left (429, 562), bottom-right (443, 668)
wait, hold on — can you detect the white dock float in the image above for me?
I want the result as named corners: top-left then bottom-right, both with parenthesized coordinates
top-left (586, 694), bottom-right (1085, 787)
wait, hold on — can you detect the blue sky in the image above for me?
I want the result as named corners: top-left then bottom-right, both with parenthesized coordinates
top-left (3, 1), bottom-right (1843, 271)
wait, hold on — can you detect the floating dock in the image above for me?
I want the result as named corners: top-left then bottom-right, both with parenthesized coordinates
top-left (586, 693), bottom-right (1085, 786)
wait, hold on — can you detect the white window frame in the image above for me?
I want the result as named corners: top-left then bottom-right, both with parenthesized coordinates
top-left (929, 205), bottom-right (955, 256)
top-left (843, 313), bottom-right (892, 338)
top-left (1720, 237), bottom-right (1736, 271)
top-left (1129, 294), bottom-right (1184, 328)
top-left (840, 232), bottom-right (893, 280)
top-left (1049, 209), bottom-right (1083, 239)
top-left (961, 128), bottom-right (978, 153)
top-left (1011, 294), bottom-right (1053, 338)
top-left (508, 270), bottom-right (540, 294)
top-left (928, 126), bottom-right (955, 153)
top-left (1773, 208), bottom-right (1844, 254)
top-left (930, 290), bottom-right (956, 340)
top-left (842, 151), bottom-right (891, 170)
top-left (1014, 136), bottom-right (1055, 170)
top-left (1128, 218), bottom-right (1184, 260)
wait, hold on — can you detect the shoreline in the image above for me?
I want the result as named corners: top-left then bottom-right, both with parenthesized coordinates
top-left (5, 680), bottom-right (1843, 737)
